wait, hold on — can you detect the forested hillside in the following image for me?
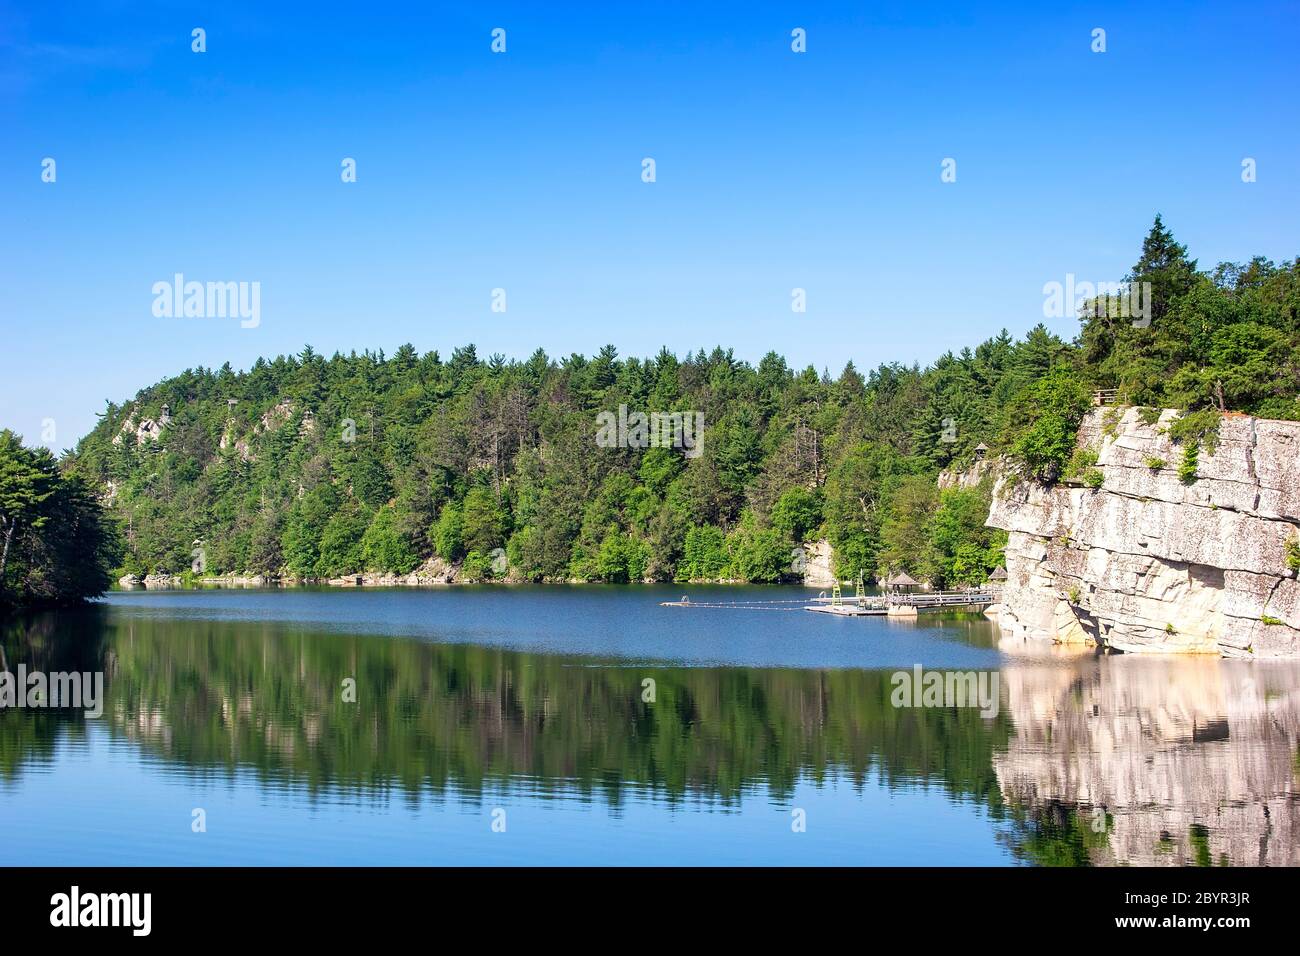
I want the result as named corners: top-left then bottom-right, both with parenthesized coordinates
top-left (63, 219), bottom-right (1300, 588)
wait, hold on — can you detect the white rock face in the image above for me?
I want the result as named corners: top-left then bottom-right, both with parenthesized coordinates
top-left (327, 556), bottom-right (459, 587)
top-left (111, 411), bottom-right (167, 446)
top-left (801, 539), bottom-right (837, 588)
top-left (938, 457), bottom-right (997, 490)
top-left (258, 399), bottom-right (295, 432)
top-left (987, 408), bottom-right (1300, 658)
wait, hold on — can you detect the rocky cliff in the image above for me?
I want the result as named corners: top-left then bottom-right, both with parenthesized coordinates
top-left (800, 539), bottom-right (837, 588)
top-left (988, 407), bottom-right (1300, 658)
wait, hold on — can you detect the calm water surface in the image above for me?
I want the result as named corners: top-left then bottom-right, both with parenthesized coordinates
top-left (1, 585), bottom-right (1296, 866)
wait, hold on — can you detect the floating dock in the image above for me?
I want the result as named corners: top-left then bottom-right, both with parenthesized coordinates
top-left (660, 588), bottom-right (1000, 617)
top-left (804, 603), bottom-right (886, 616)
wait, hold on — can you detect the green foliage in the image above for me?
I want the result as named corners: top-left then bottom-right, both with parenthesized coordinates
top-left (1101, 408), bottom-right (1122, 437)
top-left (822, 443), bottom-right (910, 580)
top-left (0, 430), bottom-right (119, 606)
top-left (878, 475), bottom-right (939, 581)
top-left (281, 483), bottom-right (339, 575)
top-left (460, 550), bottom-right (492, 582)
top-left (1168, 408), bottom-right (1222, 453)
top-left (1083, 469), bottom-right (1104, 488)
top-left (725, 512), bottom-right (791, 583)
top-left (924, 484), bottom-right (1006, 588)
top-left (61, 221), bottom-right (1300, 587)
top-left (432, 503), bottom-right (464, 562)
top-left (1063, 446), bottom-right (1099, 484)
top-left (1144, 456), bottom-right (1166, 471)
top-left (316, 505), bottom-right (369, 577)
top-left (679, 525), bottom-right (728, 581)
top-left (461, 486), bottom-right (507, 555)
top-left (1286, 537), bottom-right (1300, 573)
top-left (770, 487), bottom-right (822, 543)
top-left (1004, 367), bottom-right (1091, 481)
top-left (361, 504), bottom-right (420, 574)
top-left (1261, 615), bottom-right (1284, 626)
top-left (593, 532), bottom-right (648, 583)
top-left (1167, 408), bottom-right (1222, 484)
top-left (1082, 217), bottom-right (1300, 418)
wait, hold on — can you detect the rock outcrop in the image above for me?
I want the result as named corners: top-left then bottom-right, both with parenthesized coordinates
top-left (938, 456), bottom-right (998, 490)
top-left (988, 407), bottom-right (1300, 658)
top-left (800, 539), bottom-right (837, 588)
top-left (112, 411), bottom-right (168, 446)
top-left (326, 556), bottom-right (459, 587)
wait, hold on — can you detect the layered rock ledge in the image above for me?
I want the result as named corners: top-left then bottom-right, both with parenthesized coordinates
top-left (988, 408), bottom-right (1300, 658)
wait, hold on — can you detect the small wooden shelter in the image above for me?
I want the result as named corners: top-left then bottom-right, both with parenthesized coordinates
top-left (883, 571), bottom-right (921, 592)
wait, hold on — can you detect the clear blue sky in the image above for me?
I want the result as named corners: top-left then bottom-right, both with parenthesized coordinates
top-left (2, 1), bottom-right (1297, 446)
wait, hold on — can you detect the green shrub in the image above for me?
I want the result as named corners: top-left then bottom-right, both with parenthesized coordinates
top-left (1004, 367), bottom-right (1091, 482)
top-left (1285, 537), bottom-right (1300, 573)
top-left (1261, 615), bottom-right (1284, 626)
top-left (460, 550), bottom-right (491, 581)
top-left (1169, 408), bottom-right (1221, 484)
top-left (432, 503), bottom-right (464, 562)
top-left (771, 487), bottom-right (823, 543)
top-left (678, 525), bottom-right (728, 581)
top-left (593, 532), bottom-right (648, 583)
top-left (726, 512), bottom-right (793, 583)
top-left (1144, 456), bottom-right (1165, 471)
top-left (361, 504), bottom-right (420, 574)
top-left (1168, 409), bottom-right (1222, 452)
top-left (1083, 469), bottom-right (1104, 488)
top-left (1063, 445), bottom-right (1099, 483)
top-left (315, 506), bottom-right (370, 576)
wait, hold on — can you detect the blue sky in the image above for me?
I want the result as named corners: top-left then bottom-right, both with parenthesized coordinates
top-left (2, 1), bottom-right (1297, 445)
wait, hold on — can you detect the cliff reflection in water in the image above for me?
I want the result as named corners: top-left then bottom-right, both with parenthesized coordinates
top-left (996, 637), bottom-right (1300, 866)
top-left (3, 609), bottom-right (1297, 866)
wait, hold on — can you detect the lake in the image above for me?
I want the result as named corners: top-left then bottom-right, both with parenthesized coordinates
top-left (1, 585), bottom-right (1296, 866)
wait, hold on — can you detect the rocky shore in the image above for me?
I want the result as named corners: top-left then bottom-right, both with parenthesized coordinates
top-left (117, 540), bottom-right (842, 590)
top-left (987, 407), bottom-right (1300, 658)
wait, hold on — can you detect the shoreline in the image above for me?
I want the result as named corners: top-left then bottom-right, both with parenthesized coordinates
top-left (114, 574), bottom-right (847, 591)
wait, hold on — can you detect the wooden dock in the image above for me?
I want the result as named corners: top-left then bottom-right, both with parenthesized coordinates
top-left (879, 590), bottom-right (1000, 609)
top-left (660, 588), bottom-right (1000, 617)
top-left (804, 603), bottom-right (887, 616)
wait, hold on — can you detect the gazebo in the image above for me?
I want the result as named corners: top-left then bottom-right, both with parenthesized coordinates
top-left (973, 442), bottom-right (989, 460)
top-left (987, 566), bottom-right (1008, 586)
top-left (883, 571), bottom-right (921, 593)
